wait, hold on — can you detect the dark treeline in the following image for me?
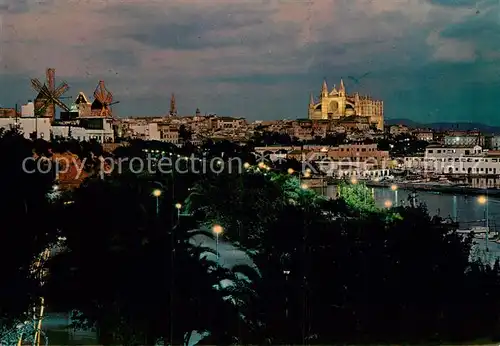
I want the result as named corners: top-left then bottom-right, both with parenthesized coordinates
top-left (0, 128), bottom-right (499, 345)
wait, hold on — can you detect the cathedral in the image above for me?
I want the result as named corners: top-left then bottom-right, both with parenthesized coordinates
top-left (308, 79), bottom-right (384, 131)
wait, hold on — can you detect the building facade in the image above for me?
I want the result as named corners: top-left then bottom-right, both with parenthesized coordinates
top-left (444, 135), bottom-right (484, 147)
top-left (0, 117), bottom-right (51, 139)
top-left (402, 145), bottom-right (500, 176)
top-left (52, 116), bottom-right (115, 143)
top-left (308, 79), bottom-right (384, 131)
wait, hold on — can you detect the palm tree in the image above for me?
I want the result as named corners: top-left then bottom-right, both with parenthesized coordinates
top-left (43, 174), bottom-right (258, 345)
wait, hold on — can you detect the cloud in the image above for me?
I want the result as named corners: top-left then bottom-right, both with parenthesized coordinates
top-left (0, 0), bottom-right (500, 124)
top-left (427, 0), bottom-right (478, 7)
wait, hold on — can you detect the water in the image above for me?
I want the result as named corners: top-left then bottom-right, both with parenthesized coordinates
top-left (321, 185), bottom-right (500, 260)
top-left (321, 185), bottom-right (498, 224)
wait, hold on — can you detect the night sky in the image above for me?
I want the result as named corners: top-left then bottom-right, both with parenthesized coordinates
top-left (0, 0), bottom-right (499, 124)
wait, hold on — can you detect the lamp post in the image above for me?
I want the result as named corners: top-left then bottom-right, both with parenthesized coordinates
top-left (152, 189), bottom-right (162, 216)
top-left (283, 269), bottom-right (290, 320)
top-left (384, 200), bottom-right (393, 209)
top-left (477, 194), bottom-right (489, 251)
top-left (212, 224), bottom-right (223, 263)
top-left (390, 184), bottom-right (398, 206)
top-left (175, 203), bottom-right (182, 225)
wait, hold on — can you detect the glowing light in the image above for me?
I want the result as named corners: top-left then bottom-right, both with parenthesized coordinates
top-left (390, 184), bottom-right (398, 191)
top-left (243, 162), bottom-right (250, 169)
top-left (212, 224), bottom-right (223, 235)
top-left (304, 171), bottom-right (311, 178)
top-left (175, 203), bottom-right (182, 209)
top-left (351, 178), bottom-right (358, 184)
top-left (384, 200), bottom-right (393, 208)
top-left (152, 189), bottom-right (162, 197)
top-left (301, 183), bottom-right (309, 190)
top-left (477, 195), bottom-right (487, 205)
top-left (287, 168), bottom-right (294, 174)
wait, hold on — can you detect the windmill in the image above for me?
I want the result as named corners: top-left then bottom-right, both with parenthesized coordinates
top-left (31, 68), bottom-right (71, 120)
top-left (91, 80), bottom-right (119, 117)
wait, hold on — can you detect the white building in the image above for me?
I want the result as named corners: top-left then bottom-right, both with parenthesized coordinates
top-left (51, 126), bottom-right (90, 142)
top-left (52, 117), bottom-right (114, 143)
top-left (21, 101), bottom-right (35, 117)
top-left (402, 145), bottom-right (500, 176)
top-left (425, 145), bottom-right (482, 157)
top-left (129, 123), bottom-right (161, 141)
top-left (0, 117), bottom-right (51, 139)
top-left (317, 160), bottom-right (390, 179)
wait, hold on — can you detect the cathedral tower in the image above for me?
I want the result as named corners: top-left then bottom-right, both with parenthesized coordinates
top-left (308, 78), bottom-right (384, 130)
top-left (169, 93), bottom-right (177, 116)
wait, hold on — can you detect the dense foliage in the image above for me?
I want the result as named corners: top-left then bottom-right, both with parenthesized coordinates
top-left (0, 129), bottom-right (56, 332)
top-left (1, 133), bottom-right (500, 345)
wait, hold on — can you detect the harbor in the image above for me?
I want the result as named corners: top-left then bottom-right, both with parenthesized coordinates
top-left (312, 182), bottom-right (500, 259)
top-left (365, 180), bottom-right (500, 196)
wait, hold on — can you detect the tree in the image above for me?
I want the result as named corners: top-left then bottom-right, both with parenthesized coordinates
top-left (44, 174), bottom-right (257, 345)
top-left (337, 181), bottom-right (378, 215)
top-left (0, 129), bottom-right (56, 337)
top-left (189, 168), bottom-right (499, 344)
top-left (185, 169), bottom-right (321, 250)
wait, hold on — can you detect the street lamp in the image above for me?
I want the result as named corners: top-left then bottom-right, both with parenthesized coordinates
top-left (243, 162), bottom-right (250, 169)
top-left (287, 168), bottom-right (294, 175)
top-left (390, 184), bottom-right (398, 206)
top-left (175, 203), bottom-right (182, 223)
top-left (283, 269), bottom-right (291, 320)
top-left (477, 195), bottom-right (489, 251)
top-left (212, 224), bottom-right (223, 262)
top-left (152, 189), bottom-right (162, 216)
top-left (301, 183), bottom-right (308, 190)
top-left (384, 200), bottom-right (392, 208)
top-left (351, 177), bottom-right (358, 184)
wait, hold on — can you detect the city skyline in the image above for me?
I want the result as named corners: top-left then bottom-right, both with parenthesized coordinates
top-left (0, 0), bottom-right (499, 123)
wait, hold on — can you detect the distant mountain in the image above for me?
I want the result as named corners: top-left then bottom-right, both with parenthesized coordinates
top-left (386, 118), bottom-right (500, 134)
